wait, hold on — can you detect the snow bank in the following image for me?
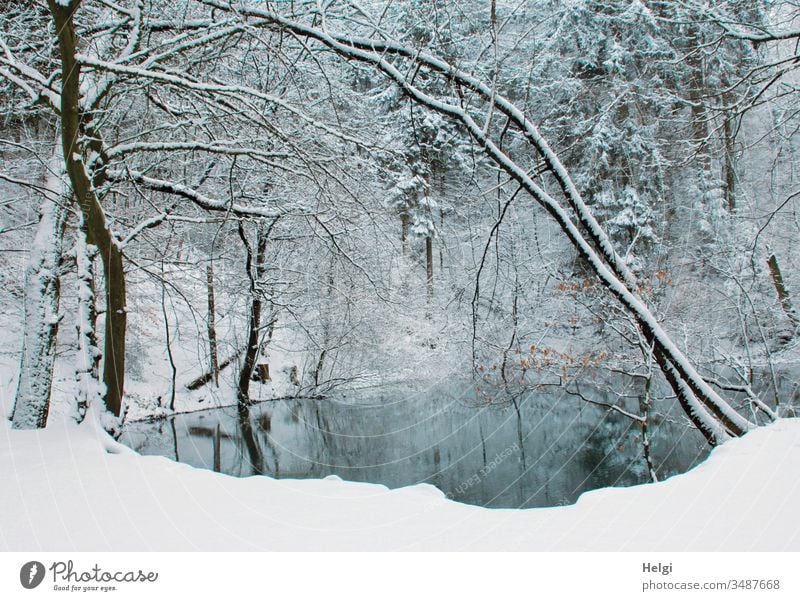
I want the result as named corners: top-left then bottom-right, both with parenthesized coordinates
top-left (1, 412), bottom-right (799, 551)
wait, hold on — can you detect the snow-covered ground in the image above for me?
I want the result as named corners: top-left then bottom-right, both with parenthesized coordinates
top-left (2, 391), bottom-right (799, 550)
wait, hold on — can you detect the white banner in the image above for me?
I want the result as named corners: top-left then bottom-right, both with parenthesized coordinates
top-left (1, 552), bottom-right (798, 601)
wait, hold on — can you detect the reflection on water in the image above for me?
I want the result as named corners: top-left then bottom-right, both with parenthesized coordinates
top-left (122, 383), bottom-right (713, 509)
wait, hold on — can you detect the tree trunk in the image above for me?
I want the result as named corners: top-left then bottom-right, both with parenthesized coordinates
top-left (74, 225), bottom-right (102, 422)
top-left (237, 224), bottom-right (268, 408)
top-left (313, 253), bottom-right (336, 389)
top-left (11, 147), bottom-right (69, 429)
top-left (161, 261), bottom-right (177, 411)
top-left (767, 252), bottom-right (799, 333)
top-left (685, 23), bottom-right (712, 179)
top-left (400, 212), bottom-right (409, 254)
top-left (206, 263), bottom-right (219, 387)
top-left (425, 235), bottom-right (434, 300)
top-left (48, 0), bottom-right (127, 418)
top-left (722, 112), bottom-right (737, 212)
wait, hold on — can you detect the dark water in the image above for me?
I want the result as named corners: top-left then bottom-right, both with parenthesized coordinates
top-left (121, 383), bottom-right (712, 508)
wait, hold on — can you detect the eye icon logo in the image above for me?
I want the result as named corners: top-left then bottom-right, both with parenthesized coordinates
top-left (20, 561), bottom-right (46, 589)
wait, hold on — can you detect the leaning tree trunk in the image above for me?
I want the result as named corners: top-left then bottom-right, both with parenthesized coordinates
top-left (11, 145), bottom-right (69, 429)
top-left (48, 0), bottom-right (127, 418)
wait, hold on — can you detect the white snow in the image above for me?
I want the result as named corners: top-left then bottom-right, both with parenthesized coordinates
top-left (1, 402), bottom-right (799, 550)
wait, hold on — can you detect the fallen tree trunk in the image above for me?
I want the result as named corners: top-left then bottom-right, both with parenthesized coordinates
top-left (185, 353), bottom-right (239, 391)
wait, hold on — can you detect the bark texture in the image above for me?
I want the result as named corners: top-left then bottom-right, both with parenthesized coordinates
top-left (48, 0), bottom-right (127, 417)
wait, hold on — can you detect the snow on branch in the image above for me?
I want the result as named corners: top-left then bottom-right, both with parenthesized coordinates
top-left (77, 55), bottom-right (367, 146)
top-left (108, 169), bottom-right (302, 219)
top-left (106, 140), bottom-right (291, 162)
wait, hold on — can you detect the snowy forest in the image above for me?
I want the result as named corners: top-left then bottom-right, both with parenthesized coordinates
top-left (1, 0), bottom-right (799, 517)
